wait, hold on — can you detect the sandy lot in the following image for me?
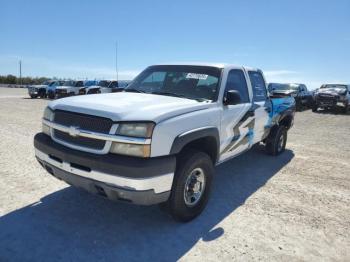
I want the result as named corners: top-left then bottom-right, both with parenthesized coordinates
top-left (0, 87), bottom-right (349, 261)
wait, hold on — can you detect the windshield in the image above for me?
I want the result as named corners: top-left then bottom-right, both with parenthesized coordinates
top-left (63, 80), bottom-right (75, 86)
top-left (98, 80), bottom-right (111, 87)
top-left (269, 83), bottom-right (299, 91)
top-left (53, 81), bottom-right (65, 86)
top-left (125, 65), bottom-right (222, 101)
top-left (321, 84), bottom-right (347, 90)
top-left (84, 80), bottom-right (97, 87)
top-left (108, 81), bottom-right (118, 88)
top-left (74, 81), bottom-right (84, 87)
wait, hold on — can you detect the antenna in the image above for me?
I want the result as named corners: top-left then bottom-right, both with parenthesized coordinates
top-left (115, 41), bottom-right (119, 81)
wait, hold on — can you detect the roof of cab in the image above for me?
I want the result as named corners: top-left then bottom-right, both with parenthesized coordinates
top-left (152, 62), bottom-right (261, 71)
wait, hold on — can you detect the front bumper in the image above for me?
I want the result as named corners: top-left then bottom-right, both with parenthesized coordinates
top-left (34, 133), bottom-right (175, 205)
top-left (315, 95), bottom-right (346, 107)
top-left (55, 90), bottom-right (70, 98)
top-left (28, 89), bottom-right (38, 95)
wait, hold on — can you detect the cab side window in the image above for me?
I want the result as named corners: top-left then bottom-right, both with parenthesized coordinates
top-left (248, 71), bottom-right (267, 102)
top-left (225, 69), bottom-right (250, 103)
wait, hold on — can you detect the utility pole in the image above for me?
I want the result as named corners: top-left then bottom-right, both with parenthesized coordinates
top-left (19, 60), bottom-right (22, 86)
top-left (115, 41), bottom-right (119, 81)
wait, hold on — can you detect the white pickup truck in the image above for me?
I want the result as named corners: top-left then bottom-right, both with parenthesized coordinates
top-left (34, 64), bottom-right (295, 222)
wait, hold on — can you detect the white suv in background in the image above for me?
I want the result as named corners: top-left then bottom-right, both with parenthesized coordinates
top-left (55, 80), bottom-right (85, 98)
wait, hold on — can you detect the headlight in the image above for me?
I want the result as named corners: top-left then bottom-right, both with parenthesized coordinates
top-left (110, 122), bottom-right (155, 157)
top-left (43, 107), bottom-right (53, 120)
top-left (110, 143), bottom-right (151, 157)
top-left (116, 122), bottom-right (155, 138)
top-left (42, 107), bottom-right (53, 136)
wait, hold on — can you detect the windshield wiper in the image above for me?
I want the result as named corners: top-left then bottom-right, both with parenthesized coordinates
top-left (152, 91), bottom-right (211, 102)
top-left (124, 88), bottom-right (145, 93)
top-left (151, 91), bottom-right (189, 99)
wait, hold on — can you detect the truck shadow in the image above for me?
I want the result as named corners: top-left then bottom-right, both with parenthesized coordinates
top-left (313, 108), bottom-right (349, 115)
top-left (0, 145), bottom-right (294, 261)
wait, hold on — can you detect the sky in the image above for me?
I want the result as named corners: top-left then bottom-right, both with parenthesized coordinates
top-left (0, 0), bottom-right (349, 89)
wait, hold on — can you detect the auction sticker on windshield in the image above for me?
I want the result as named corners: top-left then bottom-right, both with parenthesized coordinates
top-left (186, 73), bottom-right (208, 80)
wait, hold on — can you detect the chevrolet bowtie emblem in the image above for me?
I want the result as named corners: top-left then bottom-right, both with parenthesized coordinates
top-left (68, 126), bottom-right (80, 137)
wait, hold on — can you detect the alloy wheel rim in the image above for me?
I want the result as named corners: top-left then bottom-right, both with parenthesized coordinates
top-left (184, 168), bottom-right (206, 207)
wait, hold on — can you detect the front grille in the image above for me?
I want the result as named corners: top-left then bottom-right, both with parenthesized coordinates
top-left (317, 95), bottom-right (337, 103)
top-left (54, 110), bottom-right (112, 133)
top-left (54, 130), bottom-right (106, 150)
top-left (53, 110), bottom-right (113, 150)
top-left (56, 89), bottom-right (67, 94)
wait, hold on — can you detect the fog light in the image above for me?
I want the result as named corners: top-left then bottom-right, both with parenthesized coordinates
top-left (110, 142), bottom-right (150, 157)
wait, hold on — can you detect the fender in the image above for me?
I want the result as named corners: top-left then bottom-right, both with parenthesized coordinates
top-left (276, 108), bottom-right (295, 129)
top-left (170, 127), bottom-right (220, 161)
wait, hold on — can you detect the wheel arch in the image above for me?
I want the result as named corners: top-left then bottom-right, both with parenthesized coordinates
top-left (279, 113), bottom-right (293, 129)
top-left (170, 127), bottom-right (220, 164)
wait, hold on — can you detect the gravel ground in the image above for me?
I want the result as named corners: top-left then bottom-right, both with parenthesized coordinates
top-left (0, 87), bottom-right (349, 261)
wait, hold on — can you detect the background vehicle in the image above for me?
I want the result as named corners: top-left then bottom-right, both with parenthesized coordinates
top-left (86, 80), bottom-right (111, 94)
top-left (78, 80), bottom-right (98, 95)
top-left (46, 81), bottom-right (65, 99)
top-left (313, 84), bottom-right (350, 113)
top-left (27, 80), bottom-right (52, 98)
top-left (34, 64), bottom-right (295, 222)
top-left (55, 80), bottom-right (84, 98)
top-left (268, 83), bottom-right (312, 110)
top-left (108, 80), bottom-right (131, 92)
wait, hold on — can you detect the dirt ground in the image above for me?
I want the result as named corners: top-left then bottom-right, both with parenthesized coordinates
top-left (0, 87), bottom-right (349, 261)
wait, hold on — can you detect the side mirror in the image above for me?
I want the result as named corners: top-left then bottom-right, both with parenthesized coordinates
top-left (224, 90), bottom-right (241, 105)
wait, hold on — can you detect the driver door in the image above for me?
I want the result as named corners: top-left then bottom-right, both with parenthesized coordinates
top-left (219, 69), bottom-right (252, 162)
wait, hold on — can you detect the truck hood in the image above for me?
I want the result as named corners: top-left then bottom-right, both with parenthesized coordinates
top-left (272, 89), bottom-right (297, 96)
top-left (86, 85), bottom-right (101, 90)
top-left (317, 88), bottom-right (345, 96)
top-left (49, 92), bottom-right (211, 123)
top-left (56, 86), bottom-right (74, 90)
top-left (29, 84), bottom-right (47, 88)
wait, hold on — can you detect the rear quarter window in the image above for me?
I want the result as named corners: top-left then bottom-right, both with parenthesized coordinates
top-left (248, 71), bottom-right (267, 102)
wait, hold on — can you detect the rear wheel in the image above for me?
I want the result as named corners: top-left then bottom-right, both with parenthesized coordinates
top-left (343, 103), bottom-right (349, 114)
top-left (30, 95), bottom-right (37, 99)
top-left (162, 149), bottom-right (214, 222)
top-left (265, 126), bottom-right (287, 156)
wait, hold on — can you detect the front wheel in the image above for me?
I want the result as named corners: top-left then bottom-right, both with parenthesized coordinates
top-left (162, 149), bottom-right (214, 222)
top-left (312, 104), bottom-right (318, 112)
top-left (265, 126), bottom-right (287, 156)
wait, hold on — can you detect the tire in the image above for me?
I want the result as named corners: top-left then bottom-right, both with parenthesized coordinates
top-left (38, 90), bottom-right (46, 98)
top-left (265, 126), bottom-right (287, 156)
top-left (295, 99), bottom-right (301, 112)
top-left (312, 104), bottom-right (318, 112)
top-left (162, 149), bottom-right (214, 222)
top-left (30, 95), bottom-right (37, 99)
top-left (343, 103), bottom-right (349, 114)
top-left (48, 92), bottom-right (55, 99)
